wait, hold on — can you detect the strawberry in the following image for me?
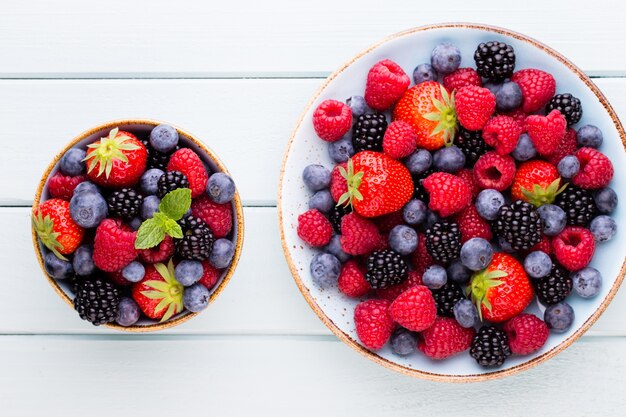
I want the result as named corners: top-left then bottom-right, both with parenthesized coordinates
top-left (33, 198), bottom-right (84, 259)
top-left (389, 285), bottom-right (437, 332)
top-left (422, 172), bottom-right (471, 217)
top-left (457, 168), bottom-right (480, 198)
top-left (340, 212), bottom-right (384, 255)
top-left (337, 260), bottom-right (370, 298)
top-left (312, 99), bottom-right (352, 142)
top-left (84, 128), bottom-right (147, 188)
top-left (511, 160), bottom-right (565, 206)
top-left (364, 59), bottom-right (410, 111)
top-left (393, 81), bottom-right (457, 150)
top-left (377, 270), bottom-right (423, 302)
top-left (418, 317), bottom-right (475, 360)
top-left (338, 152), bottom-right (413, 218)
top-left (572, 147), bottom-right (614, 189)
top-left (139, 235), bottom-right (175, 263)
top-left (473, 151), bottom-right (516, 191)
top-left (167, 148), bottom-right (208, 197)
top-left (410, 233), bottom-right (435, 275)
top-left (468, 252), bottom-right (534, 323)
top-left (482, 115), bottom-right (523, 155)
top-left (511, 69), bottom-right (556, 113)
top-left (455, 85), bottom-right (496, 131)
top-left (93, 218), bottom-right (138, 272)
top-left (191, 194), bottom-right (233, 238)
top-left (442, 67), bottom-right (482, 91)
top-left (504, 313), bottom-right (549, 355)
top-left (329, 162), bottom-right (347, 202)
top-left (525, 110), bottom-right (567, 157)
top-left (48, 173), bottom-right (87, 201)
top-left (354, 299), bottom-right (394, 350)
top-left (553, 226), bottom-right (595, 271)
top-left (132, 260), bottom-right (184, 321)
top-left (455, 204), bottom-right (492, 243)
top-left (547, 127), bottom-right (578, 166)
top-left (199, 259), bottom-right (221, 289)
top-left (382, 120), bottom-right (417, 159)
top-left (297, 209), bottom-right (333, 247)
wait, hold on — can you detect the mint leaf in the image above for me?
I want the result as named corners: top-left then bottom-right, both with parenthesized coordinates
top-left (135, 218), bottom-right (166, 249)
top-left (163, 218), bottom-right (183, 239)
top-left (159, 188), bottom-right (192, 221)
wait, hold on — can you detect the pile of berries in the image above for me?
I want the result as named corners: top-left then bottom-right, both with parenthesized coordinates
top-left (297, 41), bottom-right (617, 367)
top-left (34, 124), bottom-right (237, 327)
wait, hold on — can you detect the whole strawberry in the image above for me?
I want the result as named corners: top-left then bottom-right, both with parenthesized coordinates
top-left (511, 69), bottom-right (556, 113)
top-left (553, 226), bottom-right (595, 271)
top-left (365, 59), bottom-right (410, 111)
top-left (191, 194), bottom-right (233, 238)
top-left (525, 110), bottom-right (567, 157)
top-left (504, 314), bottom-right (549, 355)
top-left (482, 115), bottom-right (523, 155)
top-left (93, 218), bottom-right (139, 272)
top-left (422, 172), bottom-right (471, 217)
top-left (418, 317), bottom-right (475, 360)
top-left (33, 198), bottom-right (85, 259)
top-left (297, 209), bottom-right (333, 247)
top-left (48, 173), bottom-right (87, 201)
top-left (167, 148), bottom-right (208, 198)
top-left (511, 160), bottom-right (565, 206)
top-left (389, 285), bottom-right (437, 332)
top-left (337, 260), bottom-right (370, 298)
top-left (132, 260), bottom-right (183, 321)
top-left (572, 147), bottom-right (614, 189)
top-left (354, 299), bottom-right (394, 350)
top-left (312, 99), bottom-right (352, 142)
top-left (340, 212), bottom-right (384, 255)
top-left (455, 85), bottom-right (496, 131)
top-left (382, 120), bottom-right (417, 159)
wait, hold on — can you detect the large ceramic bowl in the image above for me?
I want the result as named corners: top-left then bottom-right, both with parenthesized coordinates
top-left (33, 119), bottom-right (244, 332)
top-left (278, 23), bottom-right (626, 381)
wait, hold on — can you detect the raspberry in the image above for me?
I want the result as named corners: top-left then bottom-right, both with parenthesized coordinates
top-left (167, 148), bottom-right (208, 198)
top-left (93, 219), bottom-right (138, 272)
top-left (511, 69), bottom-right (556, 113)
top-left (529, 234), bottom-right (552, 255)
top-left (382, 120), bottom-right (417, 159)
top-left (48, 173), bottom-right (87, 201)
top-left (525, 110), bottom-right (567, 157)
top-left (312, 99), bottom-right (352, 142)
top-left (108, 270), bottom-right (132, 286)
top-left (500, 108), bottom-right (527, 126)
top-left (455, 85), bottom-right (496, 131)
top-left (572, 147), bottom-right (614, 189)
top-left (389, 285), bottom-right (437, 332)
top-left (473, 151), bottom-right (516, 191)
top-left (354, 299), bottom-right (394, 350)
top-left (364, 59), bottom-right (410, 111)
top-left (199, 259), bottom-right (221, 289)
top-left (373, 210), bottom-right (404, 234)
top-left (329, 162), bottom-right (347, 202)
top-left (482, 115), bottom-right (523, 155)
top-left (418, 317), bottom-right (475, 360)
top-left (191, 194), bottom-right (233, 238)
top-left (553, 226), bottom-right (595, 271)
top-left (376, 270), bottom-right (423, 302)
top-left (547, 128), bottom-right (578, 166)
top-left (340, 213), bottom-right (383, 255)
top-left (442, 67), bottom-right (482, 91)
top-left (423, 172), bottom-right (471, 217)
top-left (139, 235), bottom-right (175, 263)
top-left (410, 232), bottom-right (435, 275)
top-left (504, 314), bottom-right (549, 355)
top-left (297, 209), bottom-right (332, 247)
top-left (337, 260), bottom-right (370, 298)
top-left (457, 168), bottom-right (480, 197)
top-left (455, 204), bottom-right (492, 243)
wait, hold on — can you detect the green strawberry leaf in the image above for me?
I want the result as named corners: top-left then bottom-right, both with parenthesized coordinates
top-left (159, 188), bottom-right (192, 221)
top-left (135, 218), bottom-right (166, 249)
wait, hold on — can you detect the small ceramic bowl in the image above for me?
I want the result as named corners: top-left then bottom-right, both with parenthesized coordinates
top-left (33, 119), bottom-right (244, 332)
top-left (278, 23), bottom-right (626, 381)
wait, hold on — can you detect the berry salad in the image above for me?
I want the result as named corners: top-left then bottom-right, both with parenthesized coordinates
top-left (296, 40), bottom-right (618, 368)
top-left (33, 124), bottom-right (238, 328)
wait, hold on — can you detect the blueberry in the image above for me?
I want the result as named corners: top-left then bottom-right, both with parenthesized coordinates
top-left (302, 164), bottom-right (331, 191)
top-left (73, 181), bottom-right (99, 195)
top-left (388, 225), bottom-right (418, 256)
top-left (207, 173), bottom-right (236, 204)
top-left (590, 215), bottom-right (617, 242)
top-left (594, 187), bottom-right (618, 214)
top-left (433, 145), bottom-right (465, 173)
top-left (431, 43), bottom-right (461, 74)
top-left (140, 168), bottom-right (164, 195)
top-left (72, 244), bottom-right (94, 276)
top-left (390, 328), bottom-right (418, 356)
top-left (141, 195), bottom-right (160, 220)
top-left (405, 149), bottom-right (432, 175)
top-left (511, 133), bottom-right (537, 162)
top-left (59, 148), bottom-right (87, 176)
top-left (328, 136), bottom-right (355, 163)
top-left (475, 189), bottom-right (505, 221)
top-left (150, 124), bottom-right (179, 153)
top-left (324, 235), bottom-right (350, 263)
top-left (413, 63), bottom-right (437, 84)
top-left (402, 199), bottom-right (427, 225)
top-left (557, 155), bottom-right (580, 179)
top-left (423, 210), bottom-right (442, 231)
top-left (537, 204), bottom-right (567, 237)
top-left (544, 302), bottom-right (575, 333)
top-left (423, 265), bottom-right (447, 289)
top-left (483, 81), bottom-right (503, 96)
top-left (129, 217), bottom-right (142, 231)
top-left (447, 259), bottom-right (472, 284)
top-left (495, 81), bottom-right (522, 112)
top-left (210, 239), bottom-right (235, 269)
top-left (69, 191), bottom-right (108, 228)
top-left (308, 190), bottom-right (334, 213)
top-left (310, 253), bottom-right (341, 287)
top-left (44, 252), bottom-right (74, 279)
top-left (524, 251), bottom-right (553, 279)
top-left (453, 299), bottom-right (479, 328)
top-left (460, 238), bottom-right (493, 271)
top-left (173, 261), bottom-right (202, 287)
top-left (116, 297), bottom-right (141, 327)
top-left (122, 261), bottom-right (146, 283)
top-left (571, 267), bottom-right (602, 298)
top-left (346, 95), bottom-right (369, 117)
top-left (183, 283), bottom-right (211, 312)
top-left (577, 125), bottom-right (603, 148)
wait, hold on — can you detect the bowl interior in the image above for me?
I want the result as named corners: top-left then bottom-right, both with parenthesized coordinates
top-left (279, 24), bottom-right (626, 379)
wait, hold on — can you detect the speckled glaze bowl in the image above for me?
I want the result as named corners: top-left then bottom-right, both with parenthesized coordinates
top-left (278, 23), bottom-right (626, 381)
top-left (33, 119), bottom-right (244, 332)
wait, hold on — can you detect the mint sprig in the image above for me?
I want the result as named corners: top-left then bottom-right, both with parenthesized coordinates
top-left (135, 188), bottom-right (191, 249)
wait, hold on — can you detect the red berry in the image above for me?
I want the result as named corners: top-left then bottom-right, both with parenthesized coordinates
top-left (455, 85), bottom-right (496, 131)
top-left (482, 115), bottom-right (523, 155)
top-left (525, 110), bottom-right (567, 157)
top-left (199, 260), bottom-right (221, 289)
top-left (337, 260), bottom-right (370, 298)
top-left (442, 67), bottom-right (482, 91)
top-left (382, 120), bottom-right (417, 159)
top-left (108, 270), bottom-right (133, 286)
top-left (167, 148), bottom-right (208, 198)
top-left (473, 151), bottom-right (516, 191)
top-left (297, 209), bottom-right (332, 247)
top-left (455, 204), bottom-right (492, 243)
top-left (364, 59), bottom-right (410, 111)
top-left (418, 317), bottom-right (475, 360)
top-left (457, 168), bottom-right (480, 198)
top-left (33, 199), bottom-right (85, 258)
top-left (553, 226), bottom-right (595, 271)
top-left (389, 285), bottom-right (437, 332)
top-left (191, 194), bottom-right (233, 238)
top-left (529, 234), bottom-right (552, 255)
top-left (572, 147), bottom-right (614, 189)
top-left (410, 233), bottom-right (435, 275)
top-left (340, 212), bottom-right (384, 255)
top-left (373, 210), bottom-right (404, 234)
top-left (511, 69), bottom-right (556, 113)
top-left (504, 314), bottom-right (549, 355)
top-left (329, 162), bottom-right (348, 202)
top-left (48, 173), bottom-right (87, 201)
top-left (510, 160), bottom-right (561, 204)
top-left (377, 270), bottom-right (423, 302)
top-left (354, 299), bottom-right (394, 350)
top-left (312, 99), bottom-right (352, 142)
top-left (500, 108), bottom-right (527, 126)
top-left (139, 235), bottom-right (175, 263)
top-left (547, 127), bottom-right (578, 166)
top-left (423, 172), bottom-right (471, 217)
top-left (93, 218), bottom-right (138, 272)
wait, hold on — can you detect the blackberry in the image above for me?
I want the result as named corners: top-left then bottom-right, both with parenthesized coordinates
top-left (425, 221), bottom-right (461, 264)
top-left (456, 128), bottom-right (490, 166)
top-left (555, 185), bottom-right (597, 226)
top-left (546, 93), bottom-right (582, 126)
top-left (432, 282), bottom-right (465, 317)
top-left (328, 203), bottom-right (352, 234)
top-left (351, 113), bottom-right (387, 152)
top-left (157, 170), bottom-right (189, 198)
top-left (533, 263), bottom-right (573, 305)
top-left (176, 215), bottom-right (214, 260)
top-left (364, 249), bottom-right (409, 289)
top-left (474, 41), bottom-right (516, 82)
top-left (470, 326), bottom-right (512, 367)
top-left (107, 188), bottom-right (143, 220)
top-left (141, 138), bottom-right (180, 171)
top-left (492, 200), bottom-right (542, 251)
top-left (73, 278), bottom-right (120, 326)
top-left (413, 168), bottom-right (434, 204)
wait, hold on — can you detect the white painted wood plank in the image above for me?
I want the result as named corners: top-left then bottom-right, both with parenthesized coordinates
top-left (0, 0), bottom-right (623, 77)
top-left (1, 78), bottom-right (626, 205)
top-left (1, 335), bottom-right (625, 416)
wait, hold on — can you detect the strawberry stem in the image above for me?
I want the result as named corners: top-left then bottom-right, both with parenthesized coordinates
top-left (337, 158), bottom-right (364, 207)
top-left (467, 268), bottom-right (508, 321)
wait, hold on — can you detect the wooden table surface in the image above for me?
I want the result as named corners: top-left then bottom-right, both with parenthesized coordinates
top-left (1, 1), bottom-right (625, 415)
